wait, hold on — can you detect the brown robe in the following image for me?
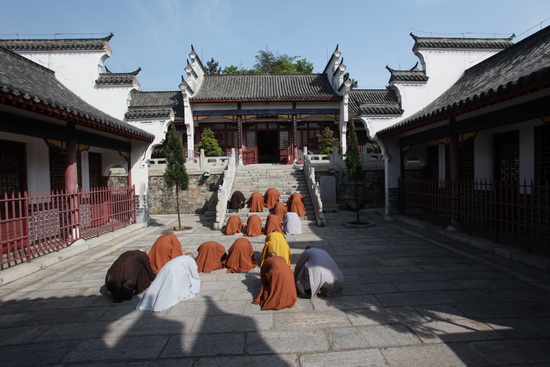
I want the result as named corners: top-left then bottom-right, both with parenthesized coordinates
top-left (287, 192), bottom-right (306, 217)
top-left (264, 188), bottom-right (280, 209)
top-left (148, 233), bottom-right (184, 273)
top-left (229, 191), bottom-right (246, 209)
top-left (224, 215), bottom-right (243, 235)
top-left (264, 213), bottom-right (283, 235)
top-left (225, 238), bottom-right (257, 273)
top-left (253, 255), bottom-right (297, 310)
top-left (273, 202), bottom-right (288, 222)
top-left (244, 215), bottom-right (263, 237)
top-left (248, 192), bottom-right (266, 212)
top-left (196, 241), bottom-right (227, 273)
top-left (105, 250), bottom-right (156, 302)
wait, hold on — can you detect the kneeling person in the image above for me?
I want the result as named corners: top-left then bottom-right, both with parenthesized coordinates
top-left (294, 247), bottom-right (344, 298)
top-left (253, 252), bottom-right (297, 310)
top-left (105, 248), bottom-right (156, 303)
top-left (137, 253), bottom-right (200, 312)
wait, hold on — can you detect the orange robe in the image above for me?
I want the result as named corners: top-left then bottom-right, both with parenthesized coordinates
top-left (260, 231), bottom-right (291, 267)
top-left (248, 192), bottom-right (266, 212)
top-left (264, 188), bottom-right (280, 210)
top-left (264, 214), bottom-right (283, 235)
top-left (244, 215), bottom-right (263, 237)
top-left (196, 241), bottom-right (227, 273)
top-left (148, 233), bottom-right (184, 274)
top-left (224, 215), bottom-right (243, 235)
top-left (273, 202), bottom-right (288, 222)
top-left (225, 238), bottom-right (257, 273)
top-left (253, 255), bottom-right (297, 310)
top-left (287, 192), bottom-right (306, 217)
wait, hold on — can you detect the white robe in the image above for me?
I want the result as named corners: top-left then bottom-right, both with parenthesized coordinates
top-left (294, 248), bottom-right (343, 298)
top-left (136, 255), bottom-right (201, 312)
top-left (283, 212), bottom-right (302, 235)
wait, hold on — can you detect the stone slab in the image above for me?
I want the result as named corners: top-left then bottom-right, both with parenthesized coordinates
top-left (246, 330), bottom-right (328, 354)
top-left (300, 349), bottom-right (387, 367)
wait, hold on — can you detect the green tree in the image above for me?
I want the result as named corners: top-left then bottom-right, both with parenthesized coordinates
top-left (206, 58), bottom-right (221, 74)
top-left (163, 124), bottom-right (189, 229)
top-left (345, 120), bottom-right (363, 223)
top-left (296, 58), bottom-right (314, 73)
top-left (316, 127), bottom-right (340, 155)
top-left (253, 50), bottom-right (314, 74)
top-left (196, 128), bottom-right (222, 157)
top-left (221, 50), bottom-right (315, 75)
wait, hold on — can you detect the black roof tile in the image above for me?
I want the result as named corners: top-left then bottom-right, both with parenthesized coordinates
top-left (348, 89), bottom-right (403, 118)
top-left (190, 74), bottom-right (340, 102)
top-left (126, 90), bottom-right (184, 120)
top-left (0, 34), bottom-right (113, 52)
top-left (411, 33), bottom-right (514, 50)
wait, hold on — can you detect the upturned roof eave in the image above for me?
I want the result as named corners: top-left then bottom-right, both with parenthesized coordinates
top-left (190, 97), bottom-right (342, 103)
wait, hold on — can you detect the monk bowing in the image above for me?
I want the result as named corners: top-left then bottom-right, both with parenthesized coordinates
top-left (244, 214), bottom-right (263, 237)
top-left (196, 241), bottom-right (227, 273)
top-left (264, 213), bottom-right (283, 235)
top-left (260, 231), bottom-right (291, 267)
top-left (225, 238), bottom-right (257, 273)
top-left (287, 192), bottom-right (306, 217)
top-left (273, 201), bottom-right (287, 222)
top-left (148, 233), bottom-right (184, 274)
top-left (253, 252), bottom-right (297, 310)
top-left (224, 215), bottom-right (243, 235)
top-left (264, 188), bottom-right (280, 210)
top-left (248, 192), bottom-right (265, 212)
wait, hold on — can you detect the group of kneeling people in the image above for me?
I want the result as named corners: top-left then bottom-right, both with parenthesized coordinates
top-left (225, 189), bottom-right (306, 236)
top-left (105, 230), bottom-right (344, 312)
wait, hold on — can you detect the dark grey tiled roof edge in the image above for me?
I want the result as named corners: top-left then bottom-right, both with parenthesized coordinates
top-left (348, 89), bottom-right (402, 118)
top-left (96, 73), bottom-right (137, 85)
top-left (0, 34), bottom-right (113, 51)
top-left (411, 33), bottom-right (514, 49)
top-left (126, 90), bottom-right (184, 120)
top-left (190, 74), bottom-right (341, 101)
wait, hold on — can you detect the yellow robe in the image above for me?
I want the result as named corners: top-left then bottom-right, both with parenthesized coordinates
top-left (260, 231), bottom-right (291, 267)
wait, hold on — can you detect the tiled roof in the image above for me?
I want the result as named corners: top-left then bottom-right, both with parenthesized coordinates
top-left (348, 89), bottom-right (403, 118)
top-left (0, 34), bottom-right (113, 51)
top-left (411, 33), bottom-right (514, 50)
top-left (378, 26), bottom-right (550, 138)
top-left (125, 90), bottom-right (184, 120)
top-left (386, 64), bottom-right (429, 83)
top-left (0, 46), bottom-right (153, 142)
top-left (190, 74), bottom-right (341, 102)
top-left (96, 67), bottom-right (141, 86)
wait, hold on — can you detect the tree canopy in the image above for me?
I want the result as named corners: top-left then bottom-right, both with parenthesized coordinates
top-left (217, 49), bottom-right (314, 75)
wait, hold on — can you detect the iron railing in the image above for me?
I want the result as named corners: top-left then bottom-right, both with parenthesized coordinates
top-left (399, 179), bottom-right (550, 255)
top-left (1, 186), bottom-right (136, 268)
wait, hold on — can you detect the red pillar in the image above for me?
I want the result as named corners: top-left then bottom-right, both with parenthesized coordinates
top-left (65, 123), bottom-right (78, 194)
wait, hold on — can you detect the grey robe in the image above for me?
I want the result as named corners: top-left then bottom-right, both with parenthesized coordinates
top-left (283, 212), bottom-right (302, 235)
top-left (294, 248), bottom-right (343, 297)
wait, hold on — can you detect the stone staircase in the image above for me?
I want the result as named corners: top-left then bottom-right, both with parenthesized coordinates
top-left (224, 164), bottom-right (316, 226)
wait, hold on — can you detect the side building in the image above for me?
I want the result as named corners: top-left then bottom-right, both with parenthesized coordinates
top-left (376, 25), bottom-right (550, 253)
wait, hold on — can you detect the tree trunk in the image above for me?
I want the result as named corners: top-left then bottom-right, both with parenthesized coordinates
top-left (355, 179), bottom-right (360, 223)
top-left (176, 185), bottom-right (182, 229)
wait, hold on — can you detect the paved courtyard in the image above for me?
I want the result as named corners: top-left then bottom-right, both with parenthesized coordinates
top-left (1, 210), bottom-right (550, 366)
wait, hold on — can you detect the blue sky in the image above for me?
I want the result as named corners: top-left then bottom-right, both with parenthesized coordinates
top-left (2, 0), bottom-right (549, 91)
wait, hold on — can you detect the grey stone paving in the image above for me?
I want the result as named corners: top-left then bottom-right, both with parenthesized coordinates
top-left (1, 209), bottom-right (550, 366)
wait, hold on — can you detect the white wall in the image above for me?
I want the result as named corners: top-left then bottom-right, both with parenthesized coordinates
top-left (16, 50), bottom-right (108, 108)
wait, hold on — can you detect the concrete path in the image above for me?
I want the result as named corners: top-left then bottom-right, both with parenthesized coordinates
top-left (1, 210), bottom-right (550, 366)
